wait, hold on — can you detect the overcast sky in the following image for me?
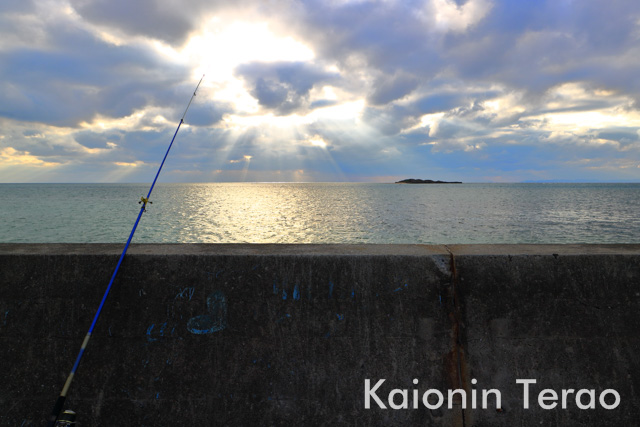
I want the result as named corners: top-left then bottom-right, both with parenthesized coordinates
top-left (1, 0), bottom-right (640, 183)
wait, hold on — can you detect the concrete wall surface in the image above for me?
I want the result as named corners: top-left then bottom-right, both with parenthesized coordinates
top-left (0, 244), bottom-right (639, 426)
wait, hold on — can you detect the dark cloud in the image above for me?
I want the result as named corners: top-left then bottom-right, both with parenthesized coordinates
top-left (597, 130), bottom-right (639, 143)
top-left (253, 78), bottom-right (295, 111)
top-left (69, 0), bottom-right (200, 46)
top-left (596, 129), bottom-right (640, 151)
top-left (235, 61), bottom-right (339, 115)
top-left (367, 73), bottom-right (420, 105)
top-left (362, 105), bottom-right (420, 136)
top-left (115, 129), bottom-right (176, 163)
top-left (0, 19), bottom-right (189, 126)
top-left (68, 0), bottom-right (268, 46)
top-left (456, 0), bottom-right (640, 95)
top-left (309, 99), bottom-right (338, 109)
top-left (184, 101), bottom-right (230, 127)
top-left (289, 0), bottom-right (433, 74)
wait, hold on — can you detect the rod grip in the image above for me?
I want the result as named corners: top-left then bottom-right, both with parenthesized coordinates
top-left (47, 395), bottom-right (66, 427)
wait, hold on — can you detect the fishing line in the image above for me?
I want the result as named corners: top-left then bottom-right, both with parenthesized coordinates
top-left (46, 75), bottom-right (204, 426)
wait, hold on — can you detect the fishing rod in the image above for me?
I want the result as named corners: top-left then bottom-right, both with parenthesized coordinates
top-left (46, 75), bottom-right (205, 427)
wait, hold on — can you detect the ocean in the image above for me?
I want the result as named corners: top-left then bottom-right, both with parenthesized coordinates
top-left (1, 182), bottom-right (639, 244)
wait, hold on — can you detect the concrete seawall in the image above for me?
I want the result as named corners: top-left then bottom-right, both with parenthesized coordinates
top-left (1, 244), bottom-right (639, 426)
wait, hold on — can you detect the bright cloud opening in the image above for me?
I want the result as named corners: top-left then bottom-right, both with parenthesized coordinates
top-left (181, 20), bottom-right (315, 81)
top-left (115, 161), bottom-right (144, 167)
top-left (423, 0), bottom-right (493, 33)
top-left (308, 136), bottom-right (328, 148)
top-left (0, 147), bottom-right (59, 167)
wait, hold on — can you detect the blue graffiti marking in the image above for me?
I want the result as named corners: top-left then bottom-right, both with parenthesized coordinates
top-left (276, 313), bottom-right (292, 323)
top-left (336, 314), bottom-right (344, 321)
top-left (146, 322), bottom-right (171, 342)
top-left (158, 322), bottom-right (168, 337)
top-left (293, 284), bottom-right (300, 301)
top-left (282, 289), bottom-right (287, 300)
top-left (351, 289), bottom-right (355, 299)
top-left (187, 290), bottom-right (228, 335)
top-left (329, 281), bottom-right (334, 298)
top-left (273, 280), bottom-right (278, 295)
top-left (393, 283), bottom-right (409, 292)
top-left (175, 287), bottom-right (195, 301)
top-left (146, 324), bottom-right (157, 342)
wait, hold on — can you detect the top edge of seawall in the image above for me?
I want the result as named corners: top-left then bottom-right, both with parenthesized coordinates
top-left (0, 243), bottom-right (640, 256)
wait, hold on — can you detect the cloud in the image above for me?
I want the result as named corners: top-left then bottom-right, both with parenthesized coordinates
top-left (68, 0), bottom-right (206, 46)
top-left (0, 0), bottom-right (35, 14)
top-left (420, 0), bottom-right (494, 33)
top-left (367, 72), bottom-right (420, 105)
top-left (363, 105), bottom-right (420, 136)
top-left (0, 17), bottom-right (189, 127)
top-left (74, 131), bottom-right (122, 149)
top-left (183, 101), bottom-right (231, 127)
top-left (1, 0), bottom-right (640, 182)
top-left (0, 147), bottom-right (60, 167)
top-left (235, 61), bottom-right (340, 115)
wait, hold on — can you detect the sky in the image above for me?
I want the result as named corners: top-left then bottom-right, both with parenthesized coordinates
top-left (1, 0), bottom-right (640, 183)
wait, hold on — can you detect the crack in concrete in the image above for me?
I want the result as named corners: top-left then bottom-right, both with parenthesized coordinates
top-left (444, 246), bottom-right (471, 427)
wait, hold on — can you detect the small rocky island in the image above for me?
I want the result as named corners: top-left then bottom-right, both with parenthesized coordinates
top-left (395, 178), bottom-right (462, 184)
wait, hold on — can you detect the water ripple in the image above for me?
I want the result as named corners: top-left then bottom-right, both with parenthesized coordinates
top-left (1, 182), bottom-right (639, 244)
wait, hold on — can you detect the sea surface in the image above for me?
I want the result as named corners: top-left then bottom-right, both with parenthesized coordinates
top-left (1, 182), bottom-right (639, 244)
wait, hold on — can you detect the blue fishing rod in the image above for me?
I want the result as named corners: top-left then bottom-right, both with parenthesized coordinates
top-left (46, 75), bottom-right (205, 427)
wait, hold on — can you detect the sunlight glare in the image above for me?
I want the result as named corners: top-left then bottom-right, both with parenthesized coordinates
top-left (309, 100), bottom-right (365, 122)
top-left (308, 135), bottom-right (328, 148)
top-left (533, 110), bottom-right (640, 131)
top-left (184, 20), bottom-right (315, 81)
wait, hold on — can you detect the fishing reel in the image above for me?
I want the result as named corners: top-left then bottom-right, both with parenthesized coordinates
top-left (139, 196), bottom-right (153, 212)
top-left (55, 410), bottom-right (76, 426)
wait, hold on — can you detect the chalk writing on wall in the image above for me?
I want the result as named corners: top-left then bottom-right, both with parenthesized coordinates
top-left (187, 290), bottom-right (228, 334)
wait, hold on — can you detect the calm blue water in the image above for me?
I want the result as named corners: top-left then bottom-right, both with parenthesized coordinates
top-left (1, 183), bottom-right (638, 244)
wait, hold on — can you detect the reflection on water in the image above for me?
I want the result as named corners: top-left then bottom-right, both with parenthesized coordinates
top-left (1, 183), bottom-right (639, 244)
